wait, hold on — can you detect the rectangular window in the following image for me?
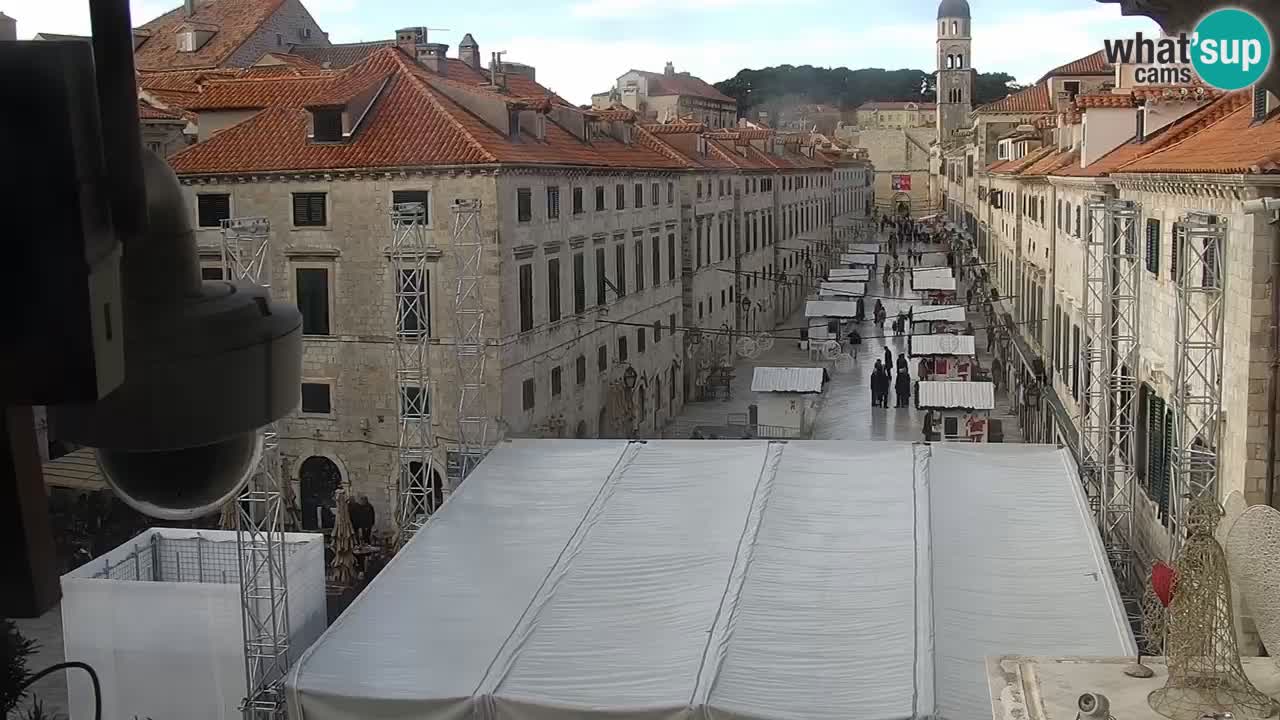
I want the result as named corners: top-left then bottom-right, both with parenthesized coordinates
top-left (519, 263), bottom-right (534, 332)
top-left (201, 266), bottom-right (224, 281)
top-left (615, 244), bottom-right (627, 296)
top-left (1171, 222), bottom-right (1183, 281)
top-left (698, 301), bottom-right (703, 319)
top-left (300, 382), bottom-right (331, 414)
top-left (546, 186), bottom-right (560, 220)
top-left (397, 268), bottom-right (430, 337)
top-left (618, 336), bottom-right (628, 362)
top-left (1074, 205), bottom-right (1081, 236)
top-left (669, 313), bottom-right (676, 334)
top-left (292, 192), bottom-right (327, 227)
top-left (667, 181), bottom-right (674, 205)
top-left (652, 239), bottom-right (661, 287)
top-left (517, 188), bottom-right (532, 222)
top-left (197, 193), bottom-right (231, 228)
top-left (1071, 325), bottom-right (1081, 400)
top-left (651, 182), bottom-right (659, 206)
top-left (1145, 219), bottom-right (1161, 275)
top-left (616, 184), bottom-right (625, 210)
top-left (522, 378), bottom-right (535, 410)
top-left (551, 366), bottom-right (562, 396)
top-left (1146, 392), bottom-right (1169, 516)
top-left (572, 187), bottom-right (584, 215)
top-left (576, 355), bottom-right (587, 385)
top-left (595, 247), bottom-right (607, 305)
top-left (634, 241), bottom-right (645, 291)
top-left (598, 345), bottom-right (608, 371)
top-left (668, 234), bottom-right (676, 281)
top-left (653, 321), bottom-right (662, 342)
top-left (400, 385), bottom-right (429, 418)
top-left (635, 183), bottom-right (644, 208)
top-left (718, 223), bottom-right (725, 260)
top-left (391, 190), bottom-right (429, 225)
top-left (637, 327), bottom-right (646, 354)
top-left (573, 253), bottom-right (586, 314)
top-left (547, 258), bottom-right (561, 323)
top-left (295, 267), bottom-right (330, 335)
top-left (595, 186), bottom-right (606, 211)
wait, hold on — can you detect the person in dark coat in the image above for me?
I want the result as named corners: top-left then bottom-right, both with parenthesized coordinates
top-left (870, 361), bottom-right (885, 407)
top-left (349, 494), bottom-right (375, 545)
top-left (896, 352), bottom-right (909, 376)
top-left (855, 296), bottom-right (866, 322)
top-left (895, 368), bottom-right (911, 408)
top-left (847, 328), bottom-right (862, 357)
top-left (922, 409), bottom-right (936, 441)
top-left (882, 346), bottom-right (893, 378)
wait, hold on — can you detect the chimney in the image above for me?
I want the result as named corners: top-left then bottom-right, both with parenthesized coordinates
top-left (489, 51), bottom-right (506, 90)
top-left (664, 61), bottom-right (675, 77)
top-left (459, 33), bottom-right (480, 70)
top-left (396, 27), bottom-right (420, 57)
top-left (184, 0), bottom-right (195, 15)
top-left (419, 42), bottom-right (450, 75)
top-left (0, 12), bottom-right (15, 41)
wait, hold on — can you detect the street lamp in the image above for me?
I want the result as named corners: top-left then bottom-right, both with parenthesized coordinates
top-left (623, 365), bottom-right (638, 390)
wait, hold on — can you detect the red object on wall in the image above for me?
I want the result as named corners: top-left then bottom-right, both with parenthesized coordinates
top-left (1151, 561), bottom-right (1178, 607)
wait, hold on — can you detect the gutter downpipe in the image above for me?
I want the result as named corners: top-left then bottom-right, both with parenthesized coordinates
top-left (1244, 196), bottom-right (1280, 509)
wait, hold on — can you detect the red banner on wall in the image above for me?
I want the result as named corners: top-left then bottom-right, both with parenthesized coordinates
top-left (892, 174), bottom-right (912, 191)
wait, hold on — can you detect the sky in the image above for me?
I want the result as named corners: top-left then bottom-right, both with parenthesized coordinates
top-left (7, 0), bottom-right (1158, 105)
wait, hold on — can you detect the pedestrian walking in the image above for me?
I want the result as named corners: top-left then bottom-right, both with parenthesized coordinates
top-left (856, 296), bottom-right (866, 322)
top-left (895, 368), bottom-right (911, 408)
top-left (847, 328), bottom-right (862, 357)
top-left (922, 409), bottom-right (936, 441)
top-left (986, 325), bottom-right (995, 352)
top-left (871, 360), bottom-right (885, 408)
top-left (896, 352), bottom-right (909, 377)
top-left (965, 287), bottom-right (973, 308)
top-left (882, 263), bottom-right (891, 287)
top-left (883, 346), bottom-right (893, 378)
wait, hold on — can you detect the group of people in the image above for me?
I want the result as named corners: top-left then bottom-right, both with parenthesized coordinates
top-left (870, 346), bottom-right (913, 409)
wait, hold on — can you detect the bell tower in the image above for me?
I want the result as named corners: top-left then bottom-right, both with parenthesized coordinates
top-left (936, 0), bottom-right (973, 143)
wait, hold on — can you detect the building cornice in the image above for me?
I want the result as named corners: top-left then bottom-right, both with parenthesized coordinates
top-left (1046, 175), bottom-right (1112, 190)
top-left (177, 164), bottom-right (695, 185)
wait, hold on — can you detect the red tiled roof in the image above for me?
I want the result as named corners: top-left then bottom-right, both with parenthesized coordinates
top-left (977, 82), bottom-right (1052, 113)
top-left (1055, 91), bottom-right (1250, 177)
top-left (1131, 85), bottom-right (1221, 103)
top-left (857, 101), bottom-right (937, 110)
top-left (991, 144), bottom-right (1055, 175)
top-left (632, 69), bottom-right (734, 103)
top-left (132, 0), bottom-right (290, 72)
top-left (169, 48), bottom-right (692, 175)
top-left (291, 42), bottom-right (393, 69)
top-left (595, 107), bottom-right (636, 121)
top-left (1038, 50), bottom-right (1112, 83)
top-left (1021, 147), bottom-right (1079, 176)
top-left (139, 68), bottom-right (241, 93)
top-left (138, 100), bottom-right (185, 121)
top-left (1075, 93), bottom-right (1136, 109)
top-left (1117, 91), bottom-right (1278, 174)
top-left (642, 122), bottom-right (708, 134)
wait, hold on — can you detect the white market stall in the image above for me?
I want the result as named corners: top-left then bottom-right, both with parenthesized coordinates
top-left (846, 242), bottom-right (880, 254)
top-left (750, 367), bottom-right (829, 437)
top-left (911, 268), bottom-right (957, 301)
top-left (841, 252), bottom-right (877, 267)
top-left (911, 304), bottom-right (968, 334)
top-left (818, 280), bottom-right (866, 298)
top-left (828, 267), bottom-right (870, 282)
top-left (910, 333), bottom-right (978, 381)
top-left (918, 381), bottom-right (996, 442)
top-left (61, 528), bottom-right (327, 720)
top-left (285, 440), bottom-right (1135, 720)
top-left (804, 300), bottom-right (859, 355)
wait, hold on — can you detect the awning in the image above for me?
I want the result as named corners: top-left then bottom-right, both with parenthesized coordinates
top-left (917, 381), bottom-right (996, 410)
top-left (43, 447), bottom-right (107, 492)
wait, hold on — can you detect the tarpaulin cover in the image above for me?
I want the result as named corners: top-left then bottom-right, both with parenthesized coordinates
top-left (287, 441), bottom-right (1134, 720)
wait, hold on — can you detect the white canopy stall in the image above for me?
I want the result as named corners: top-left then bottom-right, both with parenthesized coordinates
top-left (918, 381), bottom-right (996, 442)
top-left (286, 440), bottom-right (1134, 720)
top-left (827, 268), bottom-right (870, 282)
top-left (841, 253), bottom-right (877, 267)
top-left (846, 242), bottom-right (880, 254)
top-left (911, 304), bottom-right (968, 334)
top-left (910, 334), bottom-right (978, 381)
top-left (818, 280), bottom-right (865, 298)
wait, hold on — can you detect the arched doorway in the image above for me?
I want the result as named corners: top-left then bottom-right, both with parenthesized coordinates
top-left (894, 192), bottom-right (911, 217)
top-left (299, 455), bottom-right (341, 531)
top-left (575, 420), bottom-right (589, 439)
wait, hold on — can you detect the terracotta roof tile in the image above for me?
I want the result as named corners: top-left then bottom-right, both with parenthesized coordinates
top-left (1021, 147), bottom-right (1079, 176)
top-left (291, 41), bottom-right (393, 69)
top-left (641, 122), bottom-right (708, 134)
top-left (596, 107), bottom-right (636, 121)
top-left (1075, 93), bottom-right (1135, 109)
top-left (977, 82), bottom-right (1052, 113)
top-left (994, 144), bottom-right (1056, 174)
top-left (1132, 84), bottom-right (1221, 103)
top-left (631, 69), bottom-right (734, 103)
top-left (132, 0), bottom-right (289, 72)
top-left (1117, 91), bottom-right (1277, 174)
top-left (169, 48), bottom-right (693, 175)
top-left (1038, 50), bottom-right (1112, 83)
top-left (1054, 92), bottom-right (1250, 177)
top-left (139, 68), bottom-right (241, 93)
top-left (138, 100), bottom-right (185, 121)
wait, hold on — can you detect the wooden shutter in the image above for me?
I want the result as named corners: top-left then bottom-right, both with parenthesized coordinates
top-left (1145, 219), bottom-right (1160, 274)
top-left (1170, 222), bottom-right (1183, 282)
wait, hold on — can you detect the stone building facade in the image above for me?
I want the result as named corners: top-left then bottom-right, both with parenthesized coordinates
top-left (167, 39), bottom-right (866, 532)
top-left (592, 64), bottom-right (738, 129)
top-left (853, 102), bottom-right (937, 130)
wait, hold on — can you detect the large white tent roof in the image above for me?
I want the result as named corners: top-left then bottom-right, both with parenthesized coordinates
top-left (287, 440), bottom-right (1134, 720)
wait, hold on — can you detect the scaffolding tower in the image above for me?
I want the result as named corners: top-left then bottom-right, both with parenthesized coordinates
top-left (220, 217), bottom-right (292, 720)
top-left (1169, 212), bottom-right (1227, 553)
top-left (1079, 198), bottom-right (1142, 622)
top-left (448, 199), bottom-right (492, 483)
top-left (389, 201), bottom-right (440, 541)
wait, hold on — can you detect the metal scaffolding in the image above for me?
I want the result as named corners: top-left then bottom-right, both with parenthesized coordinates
top-left (1080, 198), bottom-right (1142, 621)
top-left (389, 201), bottom-right (440, 541)
top-left (220, 217), bottom-right (291, 720)
top-left (448, 199), bottom-right (492, 484)
top-left (1170, 212), bottom-right (1227, 553)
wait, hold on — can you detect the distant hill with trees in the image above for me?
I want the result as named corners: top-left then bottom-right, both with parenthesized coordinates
top-left (713, 65), bottom-right (1021, 118)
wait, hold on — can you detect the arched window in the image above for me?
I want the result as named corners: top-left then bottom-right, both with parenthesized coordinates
top-left (952, 20), bottom-right (958, 34)
top-left (940, 20), bottom-right (945, 35)
top-left (957, 53), bottom-right (964, 67)
top-left (946, 55), bottom-right (954, 69)
top-left (299, 456), bottom-right (342, 530)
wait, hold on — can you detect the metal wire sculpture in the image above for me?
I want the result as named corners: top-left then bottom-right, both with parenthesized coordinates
top-left (1147, 496), bottom-right (1278, 720)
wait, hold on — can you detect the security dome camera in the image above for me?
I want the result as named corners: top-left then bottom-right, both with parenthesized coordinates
top-left (1077, 692), bottom-right (1110, 719)
top-left (51, 149), bottom-right (302, 520)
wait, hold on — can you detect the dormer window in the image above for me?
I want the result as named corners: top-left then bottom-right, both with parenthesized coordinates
top-left (176, 26), bottom-right (215, 53)
top-left (312, 109), bottom-right (343, 142)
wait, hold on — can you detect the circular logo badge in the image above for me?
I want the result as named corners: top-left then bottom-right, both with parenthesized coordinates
top-left (1191, 8), bottom-right (1272, 91)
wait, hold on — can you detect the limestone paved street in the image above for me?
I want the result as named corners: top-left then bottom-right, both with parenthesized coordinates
top-left (667, 226), bottom-right (1024, 444)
